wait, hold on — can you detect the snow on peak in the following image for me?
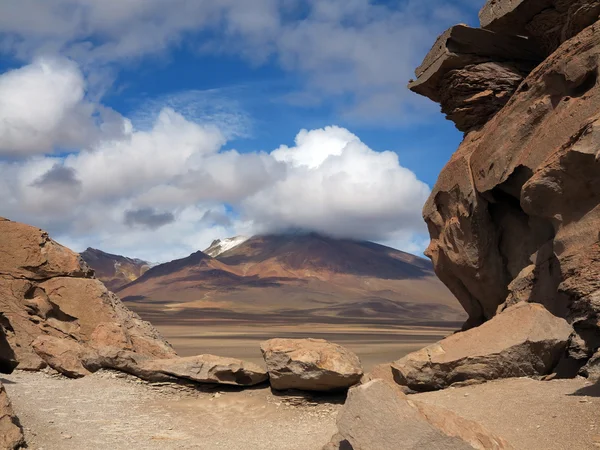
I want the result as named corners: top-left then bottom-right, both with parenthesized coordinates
top-left (204, 235), bottom-right (249, 257)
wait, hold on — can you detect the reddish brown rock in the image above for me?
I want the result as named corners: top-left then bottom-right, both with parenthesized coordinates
top-left (261, 338), bottom-right (363, 391)
top-left (0, 382), bottom-right (24, 450)
top-left (408, 25), bottom-right (542, 132)
top-left (140, 355), bottom-right (268, 386)
top-left (480, 0), bottom-right (600, 54)
top-left (325, 380), bottom-right (512, 450)
top-left (391, 303), bottom-right (573, 391)
top-left (0, 218), bottom-right (175, 373)
top-left (418, 21), bottom-right (600, 368)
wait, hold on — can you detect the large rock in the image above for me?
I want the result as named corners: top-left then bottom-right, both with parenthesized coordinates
top-left (0, 218), bottom-right (176, 373)
top-left (139, 355), bottom-right (268, 386)
top-left (418, 19), bottom-right (600, 370)
top-left (0, 382), bottom-right (24, 450)
top-left (325, 379), bottom-right (512, 450)
top-left (479, 0), bottom-right (600, 54)
top-left (408, 25), bottom-right (542, 132)
top-left (261, 338), bottom-right (363, 391)
top-left (391, 303), bottom-right (573, 391)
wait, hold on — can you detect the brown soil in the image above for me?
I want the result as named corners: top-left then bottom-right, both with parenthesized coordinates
top-left (3, 369), bottom-right (341, 450)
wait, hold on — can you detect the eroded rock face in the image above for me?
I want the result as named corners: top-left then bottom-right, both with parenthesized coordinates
top-left (0, 382), bottom-right (25, 450)
top-left (417, 16), bottom-right (600, 374)
top-left (325, 380), bottom-right (512, 450)
top-left (408, 25), bottom-right (542, 132)
top-left (0, 218), bottom-right (176, 373)
top-left (391, 303), bottom-right (573, 392)
top-left (261, 338), bottom-right (363, 391)
top-left (480, 0), bottom-right (600, 54)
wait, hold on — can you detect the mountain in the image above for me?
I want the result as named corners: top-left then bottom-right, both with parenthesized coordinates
top-left (80, 248), bottom-right (151, 291)
top-left (118, 233), bottom-right (466, 327)
top-left (204, 236), bottom-right (249, 257)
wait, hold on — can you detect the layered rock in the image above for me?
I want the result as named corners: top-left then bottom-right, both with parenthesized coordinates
top-left (0, 218), bottom-right (175, 373)
top-left (480, 0), bottom-right (600, 54)
top-left (408, 25), bottom-right (542, 132)
top-left (391, 303), bottom-right (572, 391)
top-left (414, 5), bottom-right (600, 375)
top-left (0, 382), bottom-right (24, 450)
top-left (261, 338), bottom-right (363, 391)
top-left (325, 379), bottom-right (512, 450)
top-left (137, 355), bottom-right (268, 386)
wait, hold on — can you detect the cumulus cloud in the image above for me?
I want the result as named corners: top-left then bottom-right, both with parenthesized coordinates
top-left (0, 109), bottom-right (430, 261)
top-left (0, 57), bottom-right (126, 157)
top-left (0, 0), bottom-right (480, 123)
top-left (246, 126), bottom-right (430, 240)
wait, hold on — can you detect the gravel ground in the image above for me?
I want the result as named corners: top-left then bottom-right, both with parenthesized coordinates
top-left (3, 370), bottom-right (341, 450)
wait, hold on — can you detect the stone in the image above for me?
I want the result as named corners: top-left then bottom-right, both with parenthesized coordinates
top-left (580, 350), bottom-right (600, 381)
top-left (32, 335), bottom-right (91, 378)
top-left (325, 379), bottom-right (511, 450)
top-left (139, 355), bottom-right (268, 386)
top-left (0, 382), bottom-right (25, 450)
top-left (392, 303), bottom-right (573, 391)
top-left (261, 338), bottom-right (363, 391)
top-left (420, 20), bottom-right (600, 361)
top-left (0, 218), bottom-right (176, 374)
top-left (410, 25), bottom-right (541, 101)
top-left (479, 0), bottom-right (600, 54)
top-left (408, 25), bottom-right (542, 132)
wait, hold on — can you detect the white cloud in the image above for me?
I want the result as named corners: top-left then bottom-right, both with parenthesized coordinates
top-left (0, 110), bottom-right (430, 260)
top-left (246, 126), bottom-right (430, 240)
top-left (0, 0), bottom-right (481, 123)
top-left (0, 57), bottom-right (127, 157)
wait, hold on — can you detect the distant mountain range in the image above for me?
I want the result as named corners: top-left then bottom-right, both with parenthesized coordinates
top-left (81, 234), bottom-right (465, 327)
top-left (80, 248), bottom-right (152, 291)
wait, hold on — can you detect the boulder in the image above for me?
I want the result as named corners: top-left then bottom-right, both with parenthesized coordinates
top-left (479, 0), bottom-right (600, 54)
top-left (325, 379), bottom-right (512, 450)
top-left (391, 303), bottom-right (573, 391)
top-left (0, 218), bottom-right (176, 374)
top-left (139, 355), bottom-right (268, 386)
top-left (0, 382), bottom-right (25, 450)
top-left (32, 336), bottom-right (90, 378)
top-left (261, 338), bottom-right (363, 391)
top-left (408, 25), bottom-right (542, 132)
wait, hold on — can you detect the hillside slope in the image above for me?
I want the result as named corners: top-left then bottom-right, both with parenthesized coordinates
top-left (118, 234), bottom-right (465, 327)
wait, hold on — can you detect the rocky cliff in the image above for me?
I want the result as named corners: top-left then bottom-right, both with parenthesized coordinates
top-left (410, 0), bottom-right (600, 377)
top-left (0, 218), bottom-right (176, 373)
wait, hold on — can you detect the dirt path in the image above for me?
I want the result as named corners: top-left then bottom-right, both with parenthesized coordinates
top-left (3, 370), bottom-right (340, 450)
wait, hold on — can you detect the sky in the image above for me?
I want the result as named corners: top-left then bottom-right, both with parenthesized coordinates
top-left (0, 0), bottom-right (483, 263)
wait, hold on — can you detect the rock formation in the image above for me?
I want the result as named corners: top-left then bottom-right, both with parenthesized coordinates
top-left (0, 218), bottom-right (175, 373)
top-left (409, 25), bottom-right (542, 132)
top-left (261, 338), bottom-right (363, 391)
top-left (480, 0), bottom-right (600, 54)
top-left (391, 303), bottom-right (572, 391)
top-left (134, 354), bottom-right (268, 386)
top-left (0, 382), bottom-right (24, 450)
top-left (0, 218), bottom-right (267, 389)
top-left (324, 379), bottom-right (512, 450)
top-left (410, 0), bottom-right (600, 378)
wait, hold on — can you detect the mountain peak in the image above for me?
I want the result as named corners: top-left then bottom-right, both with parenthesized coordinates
top-left (204, 235), bottom-right (249, 257)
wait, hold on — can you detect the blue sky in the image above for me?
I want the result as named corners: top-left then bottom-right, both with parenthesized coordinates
top-left (0, 0), bottom-right (482, 261)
